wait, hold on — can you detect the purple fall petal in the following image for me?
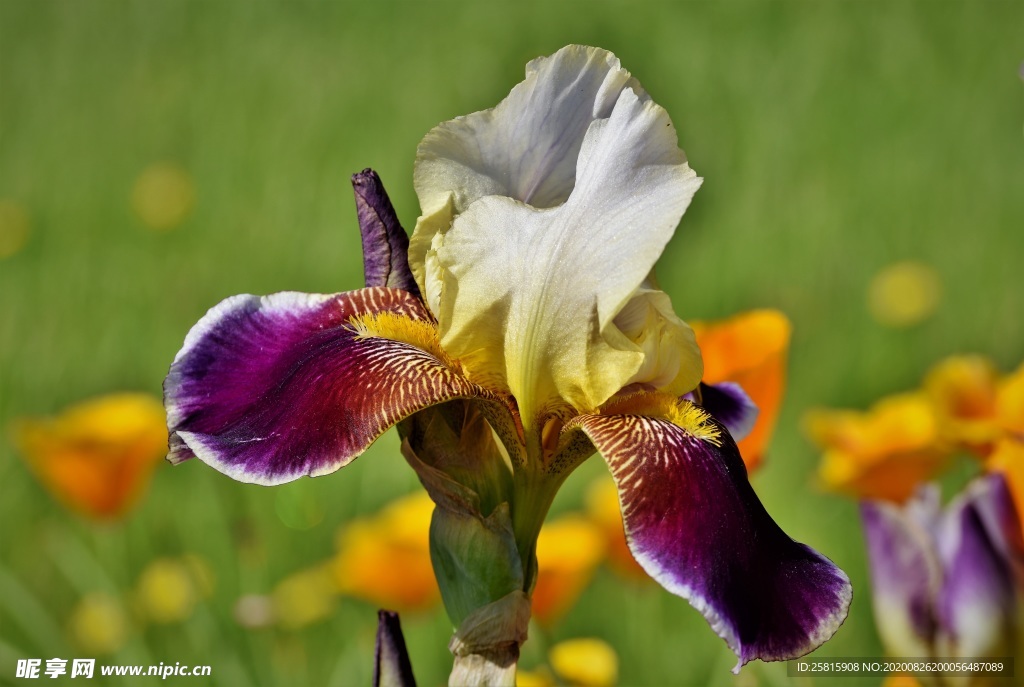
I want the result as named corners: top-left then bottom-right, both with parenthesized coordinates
top-left (165, 286), bottom-right (488, 485)
top-left (935, 475), bottom-right (1019, 658)
top-left (691, 382), bottom-right (759, 442)
top-left (353, 169), bottom-right (420, 297)
top-left (374, 610), bottom-right (417, 687)
top-left (860, 496), bottom-right (941, 656)
top-left (568, 412), bottom-right (851, 670)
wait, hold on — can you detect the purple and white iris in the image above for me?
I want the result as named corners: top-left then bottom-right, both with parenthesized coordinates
top-left (164, 45), bottom-right (851, 671)
top-left (861, 474), bottom-right (1024, 664)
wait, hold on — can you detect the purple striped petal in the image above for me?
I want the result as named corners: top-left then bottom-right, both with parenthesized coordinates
top-left (568, 412), bottom-right (851, 671)
top-left (860, 494), bottom-right (941, 656)
top-left (165, 286), bottom-right (488, 485)
top-left (935, 475), bottom-right (1020, 657)
top-left (690, 382), bottom-right (759, 442)
top-left (352, 169), bottom-right (420, 297)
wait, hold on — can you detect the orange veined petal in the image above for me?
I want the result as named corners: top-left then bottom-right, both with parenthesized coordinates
top-left (806, 393), bottom-right (949, 503)
top-left (531, 515), bottom-right (607, 626)
top-left (691, 309), bottom-right (791, 471)
top-left (12, 393), bottom-right (168, 519)
top-left (924, 354), bottom-right (1002, 457)
top-left (331, 491), bottom-right (439, 612)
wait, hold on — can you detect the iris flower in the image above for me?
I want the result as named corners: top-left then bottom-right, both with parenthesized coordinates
top-left (861, 474), bottom-right (1024, 673)
top-left (164, 45), bottom-right (850, 675)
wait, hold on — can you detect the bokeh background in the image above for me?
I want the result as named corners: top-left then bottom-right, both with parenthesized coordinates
top-left (2, 1), bottom-right (1022, 685)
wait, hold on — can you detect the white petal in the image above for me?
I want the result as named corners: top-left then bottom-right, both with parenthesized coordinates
top-left (410, 45), bottom-right (646, 295)
top-left (434, 85), bottom-right (702, 422)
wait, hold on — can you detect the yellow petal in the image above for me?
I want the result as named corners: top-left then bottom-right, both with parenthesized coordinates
top-left (924, 354), bottom-right (1002, 456)
top-left (997, 363), bottom-right (1024, 437)
top-left (12, 393), bottom-right (168, 519)
top-left (548, 638), bottom-right (619, 687)
top-left (691, 309), bottom-right (791, 471)
top-left (807, 393), bottom-right (949, 502)
top-left (531, 516), bottom-right (606, 626)
top-left (331, 492), bottom-right (439, 612)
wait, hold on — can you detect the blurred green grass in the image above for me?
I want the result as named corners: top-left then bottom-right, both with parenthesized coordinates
top-left (1, 1), bottom-right (1022, 685)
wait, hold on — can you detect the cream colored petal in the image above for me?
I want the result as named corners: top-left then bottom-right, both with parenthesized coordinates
top-left (434, 86), bottom-right (701, 422)
top-left (613, 283), bottom-right (702, 396)
top-left (410, 45), bottom-right (646, 295)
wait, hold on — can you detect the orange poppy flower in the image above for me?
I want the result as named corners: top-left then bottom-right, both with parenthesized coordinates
top-left (12, 393), bottom-right (168, 519)
top-left (330, 491), bottom-right (439, 612)
top-left (806, 393), bottom-right (949, 503)
top-left (691, 309), bottom-right (791, 471)
top-left (530, 515), bottom-right (606, 626)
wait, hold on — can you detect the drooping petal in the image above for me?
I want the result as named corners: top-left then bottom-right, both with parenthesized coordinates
top-left (432, 82), bottom-right (701, 421)
top-left (567, 409), bottom-right (851, 670)
top-left (688, 382), bottom-right (759, 443)
top-left (935, 475), bottom-right (1022, 658)
top-left (165, 287), bottom-right (490, 485)
top-left (860, 493), bottom-right (942, 657)
top-left (352, 169), bottom-right (420, 297)
top-left (692, 309), bottom-right (791, 470)
top-left (411, 45), bottom-right (648, 291)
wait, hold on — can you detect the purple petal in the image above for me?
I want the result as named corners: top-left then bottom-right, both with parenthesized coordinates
top-left (691, 382), bottom-right (759, 442)
top-left (568, 411), bottom-right (851, 670)
top-left (935, 475), bottom-right (1019, 657)
top-left (860, 496), bottom-right (941, 656)
top-left (374, 610), bottom-right (417, 687)
top-left (165, 286), bottom-right (488, 485)
top-left (352, 169), bottom-right (420, 297)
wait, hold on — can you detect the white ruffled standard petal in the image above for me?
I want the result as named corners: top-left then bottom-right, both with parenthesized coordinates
top-left (411, 45), bottom-right (646, 295)
top-left (432, 84), bottom-right (702, 422)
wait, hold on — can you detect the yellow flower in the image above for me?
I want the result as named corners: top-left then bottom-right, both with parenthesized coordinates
top-left (68, 592), bottom-right (128, 655)
top-left (806, 393), bottom-right (949, 502)
top-left (548, 638), bottom-right (619, 687)
top-left (531, 516), bottom-right (607, 626)
top-left (272, 565), bottom-right (337, 630)
top-left (691, 309), bottom-right (791, 471)
top-left (12, 393), bottom-right (168, 519)
top-left (924, 354), bottom-right (1003, 456)
top-left (0, 199), bottom-right (31, 259)
top-left (584, 478), bottom-right (646, 580)
top-left (867, 261), bottom-right (942, 328)
top-left (132, 163), bottom-right (195, 231)
top-left (331, 491), bottom-right (439, 612)
top-left (135, 556), bottom-right (212, 624)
